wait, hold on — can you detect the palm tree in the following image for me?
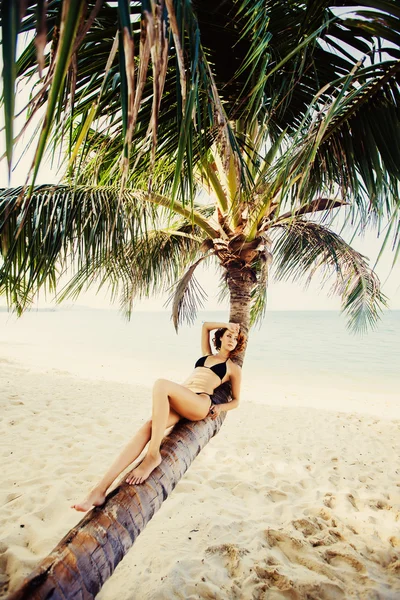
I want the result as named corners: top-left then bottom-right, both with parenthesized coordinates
top-left (1, 1), bottom-right (400, 597)
top-left (1, 0), bottom-right (399, 337)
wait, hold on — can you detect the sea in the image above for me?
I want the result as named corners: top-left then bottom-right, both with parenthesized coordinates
top-left (0, 308), bottom-right (398, 416)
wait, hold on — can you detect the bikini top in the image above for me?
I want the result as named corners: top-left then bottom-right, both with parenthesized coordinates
top-left (194, 355), bottom-right (228, 381)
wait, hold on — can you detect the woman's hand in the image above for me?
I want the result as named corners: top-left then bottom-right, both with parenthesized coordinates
top-left (209, 404), bottom-right (222, 420)
top-left (227, 322), bottom-right (240, 334)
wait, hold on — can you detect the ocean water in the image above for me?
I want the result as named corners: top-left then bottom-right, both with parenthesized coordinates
top-left (0, 309), bottom-right (398, 407)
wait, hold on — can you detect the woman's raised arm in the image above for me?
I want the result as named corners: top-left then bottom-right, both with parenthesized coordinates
top-left (201, 321), bottom-right (240, 355)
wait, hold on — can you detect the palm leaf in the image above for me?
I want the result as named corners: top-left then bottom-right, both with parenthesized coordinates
top-left (8, 1), bottom-right (399, 194)
top-left (249, 254), bottom-right (270, 327)
top-left (28, 0), bottom-right (85, 193)
top-left (166, 256), bottom-right (209, 332)
top-left (0, 184), bottom-right (217, 314)
top-left (271, 219), bottom-right (387, 333)
top-left (257, 59), bottom-right (400, 256)
top-left (1, 0), bottom-right (400, 330)
top-left (0, 0), bottom-right (22, 178)
top-left (0, 185), bottom-right (153, 312)
top-left (14, 1), bottom-right (228, 201)
top-left (57, 223), bottom-right (204, 319)
top-left (277, 197), bottom-right (348, 221)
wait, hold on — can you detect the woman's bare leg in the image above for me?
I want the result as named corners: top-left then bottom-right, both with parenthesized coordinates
top-left (71, 408), bottom-right (181, 512)
top-left (128, 380), bottom-right (211, 485)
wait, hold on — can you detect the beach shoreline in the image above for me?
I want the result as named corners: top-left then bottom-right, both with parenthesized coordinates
top-left (1, 359), bottom-right (399, 599)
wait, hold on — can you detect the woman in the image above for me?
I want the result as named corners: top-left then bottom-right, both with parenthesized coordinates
top-left (72, 321), bottom-right (244, 512)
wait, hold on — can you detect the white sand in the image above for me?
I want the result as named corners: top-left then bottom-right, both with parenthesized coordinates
top-left (1, 359), bottom-right (399, 599)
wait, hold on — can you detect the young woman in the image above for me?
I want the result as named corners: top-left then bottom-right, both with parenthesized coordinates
top-left (72, 321), bottom-right (244, 512)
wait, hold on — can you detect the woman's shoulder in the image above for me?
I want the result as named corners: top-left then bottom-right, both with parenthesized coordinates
top-left (227, 359), bottom-right (241, 371)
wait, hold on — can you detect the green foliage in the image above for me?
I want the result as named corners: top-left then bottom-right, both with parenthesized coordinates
top-left (271, 219), bottom-right (388, 333)
top-left (1, 1), bottom-right (399, 332)
top-left (0, 0), bottom-right (20, 177)
top-left (0, 185), bottom-right (209, 314)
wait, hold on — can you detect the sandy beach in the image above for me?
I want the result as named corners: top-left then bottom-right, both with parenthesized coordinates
top-left (1, 356), bottom-right (399, 599)
top-left (2, 0), bottom-right (400, 595)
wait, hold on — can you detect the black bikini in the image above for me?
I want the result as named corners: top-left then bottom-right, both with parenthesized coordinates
top-left (194, 355), bottom-right (228, 380)
top-left (194, 355), bottom-right (229, 400)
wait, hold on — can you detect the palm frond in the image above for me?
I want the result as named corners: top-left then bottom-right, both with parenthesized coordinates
top-left (249, 250), bottom-right (273, 327)
top-left (277, 197), bottom-right (348, 222)
top-left (1, 0), bottom-right (400, 332)
top-left (313, 61), bottom-right (400, 217)
top-left (217, 271), bottom-right (230, 306)
top-left (7, 1), bottom-right (400, 204)
top-left (57, 223), bottom-right (204, 319)
top-left (0, 0), bottom-right (21, 177)
top-left (0, 184), bottom-right (212, 314)
top-left (228, 0), bottom-right (400, 131)
top-left (258, 60), bottom-right (400, 256)
top-left (271, 219), bottom-right (387, 333)
top-left (5, 1), bottom-right (233, 201)
top-left (166, 256), bottom-right (209, 332)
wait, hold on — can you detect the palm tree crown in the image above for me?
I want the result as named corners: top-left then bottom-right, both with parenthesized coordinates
top-left (1, 0), bottom-right (399, 339)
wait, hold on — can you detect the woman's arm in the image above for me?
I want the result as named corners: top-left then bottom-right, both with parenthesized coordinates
top-left (210, 363), bottom-right (242, 418)
top-left (221, 363), bottom-right (241, 411)
top-left (201, 321), bottom-right (239, 355)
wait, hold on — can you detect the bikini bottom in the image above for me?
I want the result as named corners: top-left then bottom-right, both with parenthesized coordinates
top-left (195, 391), bottom-right (213, 410)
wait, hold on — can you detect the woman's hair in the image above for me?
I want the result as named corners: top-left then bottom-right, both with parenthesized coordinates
top-left (213, 327), bottom-right (246, 357)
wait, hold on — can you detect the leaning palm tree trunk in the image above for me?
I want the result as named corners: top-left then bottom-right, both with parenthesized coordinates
top-left (8, 386), bottom-right (231, 600)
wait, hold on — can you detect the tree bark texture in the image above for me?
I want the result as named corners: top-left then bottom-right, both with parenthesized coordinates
top-left (8, 384), bottom-right (232, 600)
top-left (227, 265), bottom-right (254, 365)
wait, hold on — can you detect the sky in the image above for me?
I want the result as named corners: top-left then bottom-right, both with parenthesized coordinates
top-left (0, 25), bottom-right (399, 314)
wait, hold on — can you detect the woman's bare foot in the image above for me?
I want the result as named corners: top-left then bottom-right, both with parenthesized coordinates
top-left (126, 452), bottom-right (162, 485)
top-left (124, 457), bottom-right (144, 485)
top-left (71, 487), bottom-right (106, 512)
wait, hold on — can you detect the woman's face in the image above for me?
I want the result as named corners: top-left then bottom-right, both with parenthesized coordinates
top-left (221, 329), bottom-right (238, 352)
